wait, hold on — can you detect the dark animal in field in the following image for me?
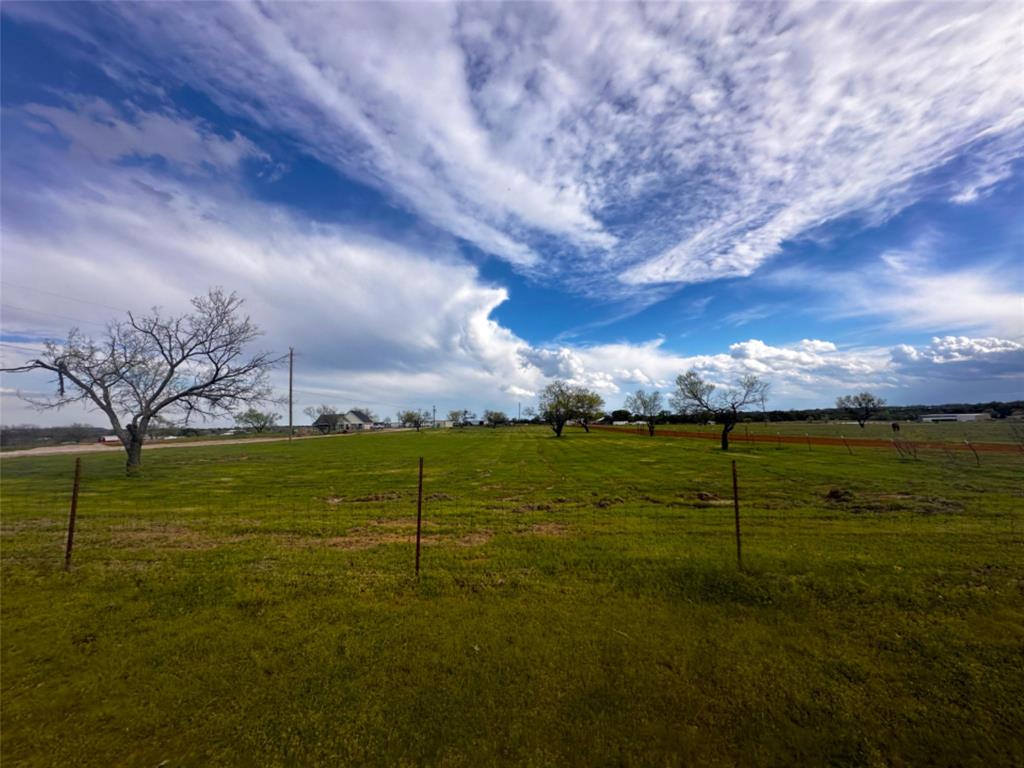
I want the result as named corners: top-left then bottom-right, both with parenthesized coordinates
top-left (891, 422), bottom-right (901, 433)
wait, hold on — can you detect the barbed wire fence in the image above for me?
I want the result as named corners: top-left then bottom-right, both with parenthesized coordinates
top-left (2, 438), bottom-right (1021, 583)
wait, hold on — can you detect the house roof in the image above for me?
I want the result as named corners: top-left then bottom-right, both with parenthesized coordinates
top-left (346, 409), bottom-right (373, 424)
top-left (313, 413), bottom-right (343, 427)
top-left (312, 410), bottom-right (374, 427)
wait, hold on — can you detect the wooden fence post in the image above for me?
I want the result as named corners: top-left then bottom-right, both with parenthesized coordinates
top-left (732, 460), bottom-right (743, 571)
top-left (415, 456), bottom-right (424, 575)
top-left (64, 458), bottom-right (82, 572)
top-left (964, 440), bottom-right (980, 467)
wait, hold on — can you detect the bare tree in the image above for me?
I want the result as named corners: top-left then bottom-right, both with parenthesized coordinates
top-left (836, 392), bottom-right (886, 428)
top-left (572, 388), bottom-right (605, 433)
top-left (538, 380), bottom-right (575, 437)
top-left (235, 408), bottom-right (280, 433)
top-left (397, 409), bottom-right (427, 431)
top-left (671, 370), bottom-right (769, 450)
top-left (3, 289), bottom-right (280, 474)
top-left (624, 389), bottom-right (663, 436)
top-left (483, 409), bottom-right (508, 427)
top-left (447, 409), bottom-right (464, 426)
top-left (303, 404), bottom-right (338, 421)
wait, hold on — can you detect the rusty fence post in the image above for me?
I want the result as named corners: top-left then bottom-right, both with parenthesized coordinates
top-left (64, 458), bottom-right (82, 572)
top-left (415, 456), bottom-right (424, 575)
top-left (731, 460), bottom-right (743, 571)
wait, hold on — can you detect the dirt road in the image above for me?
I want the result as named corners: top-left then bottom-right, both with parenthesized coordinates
top-left (0, 430), bottom-right (400, 459)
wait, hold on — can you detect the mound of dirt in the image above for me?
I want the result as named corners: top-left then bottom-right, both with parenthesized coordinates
top-left (825, 487), bottom-right (855, 503)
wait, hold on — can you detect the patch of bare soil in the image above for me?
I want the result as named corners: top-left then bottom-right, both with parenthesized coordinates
top-left (351, 491), bottom-right (403, 503)
top-left (514, 502), bottom-right (552, 513)
top-left (594, 496), bottom-right (624, 508)
top-left (317, 521), bottom-right (491, 550)
top-left (527, 522), bottom-right (569, 537)
top-left (0, 518), bottom-right (64, 535)
top-left (320, 532), bottom-right (411, 550)
top-left (112, 526), bottom-right (250, 550)
top-left (827, 490), bottom-right (965, 515)
top-left (693, 492), bottom-right (731, 507)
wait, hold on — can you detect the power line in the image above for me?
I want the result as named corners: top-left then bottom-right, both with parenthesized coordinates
top-left (1, 303), bottom-right (108, 327)
top-left (0, 281), bottom-right (125, 312)
top-left (0, 341), bottom-right (45, 355)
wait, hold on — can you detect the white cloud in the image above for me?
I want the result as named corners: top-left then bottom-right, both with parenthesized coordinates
top-left (11, 2), bottom-right (1021, 289)
top-left (0, 158), bottom-right (548, 421)
top-left (891, 336), bottom-right (1024, 380)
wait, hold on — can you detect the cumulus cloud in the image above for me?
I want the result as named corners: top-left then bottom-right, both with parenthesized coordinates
top-left (9, 2), bottom-right (1022, 290)
top-left (891, 336), bottom-right (1024, 379)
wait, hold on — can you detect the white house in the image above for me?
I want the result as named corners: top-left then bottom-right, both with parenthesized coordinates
top-left (919, 413), bottom-right (992, 423)
top-left (312, 410), bottom-right (375, 433)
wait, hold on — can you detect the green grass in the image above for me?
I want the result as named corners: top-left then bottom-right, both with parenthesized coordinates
top-left (645, 419), bottom-right (1022, 444)
top-left (2, 427), bottom-right (1023, 766)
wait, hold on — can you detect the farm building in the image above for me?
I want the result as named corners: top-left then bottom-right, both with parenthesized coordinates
top-left (312, 410), bottom-right (375, 433)
top-left (919, 413), bottom-right (992, 423)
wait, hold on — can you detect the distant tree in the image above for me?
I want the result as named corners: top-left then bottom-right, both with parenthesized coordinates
top-left (1, 289), bottom-right (280, 475)
top-left (235, 408), bottom-right (280, 433)
top-left (484, 409), bottom-right (508, 427)
top-left (572, 388), bottom-right (605, 433)
top-left (835, 392), bottom-right (886, 428)
top-left (522, 406), bottom-right (537, 422)
top-left (610, 408), bottom-right (631, 422)
top-left (624, 389), bottom-right (663, 436)
top-left (397, 409), bottom-right (427, 431)
top-left (447, 409), bottom-right (465, 426)
top-left (303, 404), bottom-right (338, 421)
top-left (538, 380), bottom-right (576, 437)
top-left (671, 370), bottom-right (769, 450)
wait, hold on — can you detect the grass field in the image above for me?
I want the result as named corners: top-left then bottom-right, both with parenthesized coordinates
top-left (2, 427), bottom-right (1023, 766)
top-left (640, 419), bottom-right (1022, 444)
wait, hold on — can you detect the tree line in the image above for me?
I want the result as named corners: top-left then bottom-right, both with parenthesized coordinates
top-left (4, 287), bottom-right (1018, 474)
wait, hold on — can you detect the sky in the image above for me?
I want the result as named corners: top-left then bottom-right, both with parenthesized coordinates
top-left (1, 1), bottom-right (1022, 427)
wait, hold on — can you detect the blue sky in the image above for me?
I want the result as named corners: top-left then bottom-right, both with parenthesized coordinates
top-left (1, 2), bottom-right (1022, 425)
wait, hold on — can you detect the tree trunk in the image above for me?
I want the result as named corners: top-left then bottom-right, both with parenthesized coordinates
top-left (647, 420), bottom-right (655, 436)
top-left (124, 436), bottom-right (144, 475)
top-left (581, 421), bottom-right (590, 433)
top-left (720, 421), bottom-right (735, 450)
top-left (553, 419), bottom-right (565, 437)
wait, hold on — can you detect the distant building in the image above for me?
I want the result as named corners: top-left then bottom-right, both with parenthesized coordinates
top-left (98, 435), bottom-right (121, 444)
top-left (919, 413), bottom-right (992, 423)
top-left (313, 410), bottom-right (375, 433)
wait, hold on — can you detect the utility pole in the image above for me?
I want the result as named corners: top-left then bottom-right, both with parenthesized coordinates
top-left (518, 401), bottom-right (521, 422)
top-left (432, 404), bottom-right (436, 429)
top-left (288, 347), bottom-right (294, 441)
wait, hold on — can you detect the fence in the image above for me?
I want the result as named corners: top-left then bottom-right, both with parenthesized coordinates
top-left (3, 442), bottom-right (1021, 585)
